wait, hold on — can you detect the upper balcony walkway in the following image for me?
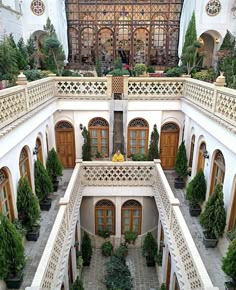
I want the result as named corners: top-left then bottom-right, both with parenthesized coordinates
top-left (24, 160), bottom-right (220, 290)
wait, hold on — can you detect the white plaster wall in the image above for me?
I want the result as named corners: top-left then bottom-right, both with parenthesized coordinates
top-left (80, 197), bottom-right (95, 234)
top-left (142, 197), bottom-right (158, 234)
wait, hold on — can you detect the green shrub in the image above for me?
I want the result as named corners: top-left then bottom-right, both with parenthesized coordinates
top-left (222, 239), bottom-right (236, 281)
top-left (131, 153), bottom-right (147, 161)
top-left (186, 169), bottom-right (206, 206)
top-left (115, 243), bottom-right (127, 262)
top-left (165, 66), bottom-right (185, 77)
top-left (142, 232), bottom-right (157, 259)
top-left (71, 276), bottom-right (84, 290)
top-left (199, 184), bottom-right (226, 239)
top-left (124, 231), bottom-right (138, 244)
top-left (174, 141), bottom-right (188, 180)
top-left (105, 256), bottom-right (132, 290)
top-left (114, 57), bottom-right (123, 70)
top-left (17, 177), bottom-right (40, 231)
top-left (192, 70), bottom-right (216, 83)
top-left (81, 232), bottom-right (92, 264)
top-left (101, 241), bottom-right (113, 256)
top-left (96, 58), bottom-right (102, 77)
top-left (0, 213), bottom-right (25, 280)
top-left (134, 63), bottom-right (146, 76)
top-left (98, 229), bottom-right (111, 239)
top-left (23, 69), bottom-right (42, 81)
top-left (34, 160), bottom-right (53, 202)
top-left (46, 148), bottom-right (63, 181)
top-left (146, 66), bottom-right (155, 73)
top-left (81, 127), bottom-right (92, 161)
top-left (148, 124), bottom-right (159, 161)
top-left (108, 69), bottom-right (129, 76)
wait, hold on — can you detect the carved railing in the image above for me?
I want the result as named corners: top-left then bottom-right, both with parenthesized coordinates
top-left (26, 160), bottom-right (217, 290)
top-left (127, 77), bottom-right (184, 99)
top-left (54, 77), bottom-right (111, 99)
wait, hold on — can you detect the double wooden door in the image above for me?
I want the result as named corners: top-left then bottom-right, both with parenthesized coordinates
top-left (160, 123), bottom-right (179, 170)
top-left (55, 121), bottom-right (75, 168)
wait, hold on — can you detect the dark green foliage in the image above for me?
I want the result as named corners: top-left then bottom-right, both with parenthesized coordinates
top-left (222, 239), bottom-right (236, 281)
top-left (124, 231), bottom-right (138, 244)
top-left (96, 58), bottom-right (102, 77)
top-left (101, 241), bottom-right (113, 256)
top-left (142, 232), bottom-right (157, 259)
top-left (148, 124), bottom-right (159, 161)
top-left (220, 30), bottom-right (235, 51)
top-left (81, 232), bottom-right (92, 263)
top-left (108, 68), bottom-right (129, 76)
top-left (0, 213), bottom-right (25, 279)
top-left (165, 66), bottom-right (186, 77)
top-left (115, 243), bottom-right (127, 262)
top-left (62, 69), bottom-right (81, 77)
top-left (181, 12), bottom-right (197, 65)
top-left (186, 169), bottom-right (206, 206)
top-left (192, 69), bottom-right (217, 83)
top-left (23, 69), bottom-right (42, 81)
top-left (159, 284), bottom-right (166, 290)
top-left (17, 177), bottom-right (40, 231)
top-left (174, 141), bottom-right (188, 180)
top-left (8, 33), bottom-right (17, 48)
top-left (71, 276), bottom-right (84, 290)
top-left (17, 37), bottom-right (28, 70)
top-left (26, 35), bottom-right (37, 69)
top-left (114, 57), bottom-right (123, 70)
top-left (34, 160), bottom-right (53, 202)
top-left (199, 184), bottom-right (226, 239)
top-left (131, 153), bottom-right (147, 161)
top-left (0, 36), bottom-right (18, 81)
top-left (105, 256), bottom-right (132, 290)
top-left (81, 127), bottom-right (92, 161)
top-left (134, 63), bottom-right (146, 76)
top-left (146, 66), bottom-right (155, 73)
top-left (46, 148), bottom-right (63, 180)
top-left (98, 229), bottom-right (111, 239)
top-left (43, 17), bottom-right (56, 36)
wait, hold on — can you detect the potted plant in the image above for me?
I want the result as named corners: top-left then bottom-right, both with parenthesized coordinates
top-left (101, 241), bottom-right (113, 257)
top-left (81, 127), bottom-right (92, 161)
top-left (124, 230), bottom-right (138, 245)
top-left (115, 243), bottom-right (128, 259)
top-left (147, 124), bottom-right (159, 161)
top-left (81, 232), bottom-right (92, 266)
top-left (71, 276), bottom-right (84, 290)
top-left (98, 229), bottom-right (111, 239)
top-left (174, 141), bottom-right (188, 189)
top-left (17, 177), bottom-right (41, 241)
top-left (142, 232), bottom-right (157, 267)
top-left (46, 147), bottom-right (63, 191)
top-left (222, 239), bottom-right (236, 290)
top-left (199, 184), bottom-right (226, 248)
top-left (134, 63), bottom-right (147, 76)
top-left (186, 169), bottom-right (206, 216)
top-left (0, 213), bottom-right (26, 289)
top-left (34, 160), bottom-right (53, 211)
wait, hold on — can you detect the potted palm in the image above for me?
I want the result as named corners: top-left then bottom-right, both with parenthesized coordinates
top-left (199, 184), bottom-right (226, 248)
top-left (186, 169), bottom-right (206, 216)
top-left (142, 232), bottom-right (157, 267)
top-left (17, 177), bottom-right (41, 241)
top-left (46, 148), bottom-right (63, 191)
top-left (0, 213), bottom-right (25, 289)
top-left (222, 239), bottom-right (236, 290)
top-left (34, 160), bottom-right (53, 211)
top-left (81, 232), bottom-right (92, 266)
top-left (174, 141), bottom-right (188, 189)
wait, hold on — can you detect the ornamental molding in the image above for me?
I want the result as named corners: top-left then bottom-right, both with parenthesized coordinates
top-left (206, 0), bottom-right (221, 16)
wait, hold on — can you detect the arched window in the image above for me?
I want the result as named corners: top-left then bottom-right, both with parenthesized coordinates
top-left (189, 135), bottom-right (195, 168)
top-left (122, 200), bottom-right (142, 234)
top-left (36, 137), bottom-right (43, 164)
top-left (0, 168), bottom-right (14, 221)
top-left (95, 199), bottom-right (115, 235)
top-left (128, 118), bottom-right (149, 156)
top-left (19, 147), bottom-right (32, 188)
top-left (228, 180), bottom-right (236, 232)
top-left (89, 118), bottom-right (109, 157)
top-left (210, 150), bottom-right (225, 195)
top-left (196, 142), bottom-right (206, 173)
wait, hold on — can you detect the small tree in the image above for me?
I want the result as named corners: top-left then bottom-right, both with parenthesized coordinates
top-left (26, 35), bottom-right (37, 69)
top-left (96, 58), bottom-right (102, 77)
top-left (17, 37), bottom-right (28, 70)
top-left (46, 148), bottom-right (63, 181)
top-left (71, 276), bottom-right (84, 290)
top-left (148, 124), bottom-right (159, 161)
top-left (134, 63), bottom-right (146, 76)
top-left (174, 141), bottom-right (188, 181)
top-left (142, 232), bottom-right (157, 260)
top-left (81, 232), bottom-right (92, 265)
top-left (0, 213), bottom-right (25, 280)
top-left (43, 17), bottom-right (56, 36)
top-left (222, 239), bottom-right (236, 283)
top-left (186, 169), bottom-right (206, 206)
top-left (81, 127), bottom-right (92, 161)
top-left (114, 57), bottom-right (123, 70)
top-left (17, 177), bottom-right (40, 231)
top-left (199, 184), bottom-right (226, 239)
top-left (34, 160), bottom-right (53, 202)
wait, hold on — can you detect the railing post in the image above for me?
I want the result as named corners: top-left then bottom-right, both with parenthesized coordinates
top-left (106, 75), bottom-right (112, 99)
top-left (213, 72), bottom-right (226, 114)
top-left (169, 199), bottom-right (180, 229)
top-left (48, 73), bottom-right (57, 97)
top-left (16, 71), bottom-right (29, 111)
top-left (123, 75), bottom-right (129, 99)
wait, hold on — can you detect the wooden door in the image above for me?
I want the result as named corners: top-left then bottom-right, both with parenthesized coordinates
top-left (55, 121), bottom-right (75, 168)
top-left (166, 253), bottom-right (171, 290)
top-left (160, 123), bottom-right (179, 169)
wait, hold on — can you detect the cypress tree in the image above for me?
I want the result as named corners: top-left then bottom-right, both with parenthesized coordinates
top-left (148, 124), bottom-right (159, 161)
top-left (81, 127), bottom-right (92, 161)
top-left (174, 141), bottom-right (188, 180)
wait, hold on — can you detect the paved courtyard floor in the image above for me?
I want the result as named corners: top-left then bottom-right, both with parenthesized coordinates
top-left (82, 248), bottom-right (159, 290)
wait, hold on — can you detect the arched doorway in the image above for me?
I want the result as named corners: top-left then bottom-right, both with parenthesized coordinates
top-left (121, 200), bottom-right (142, 234)
top-left (196, 142), bottom-right (206, 173)
top-left (228, 179), bottom-right (236, 234)
top-left (160, 123), bottom-right (179, 169)
top-left (189, 134), bottom-right (195, 168)
top-left (127, 118), bottom-right (149, 156)
top-left (0, 168), bottom-right (14, 221)
top-left (88, 117), bottom-right (109, 158)
top-left (19, 146), bottom-right (32, 188)
top-left (36, 137), bottom-right (44, 164)
top-left (210, 150), bottom-right (225, 195)
top-left (55, 121), bottom-right (75, 168)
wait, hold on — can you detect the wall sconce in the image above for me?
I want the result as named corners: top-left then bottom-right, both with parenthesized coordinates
top-left (74, 241), bottom-right (79, 247)
top-left (79, 123), bottom-right (83, 130)
top-left (215, 38), bottom-right (220, 44)
top-left (33, 146), bottom-right (39, 155)
top-left (203, 150), bottom-right (209, 159)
